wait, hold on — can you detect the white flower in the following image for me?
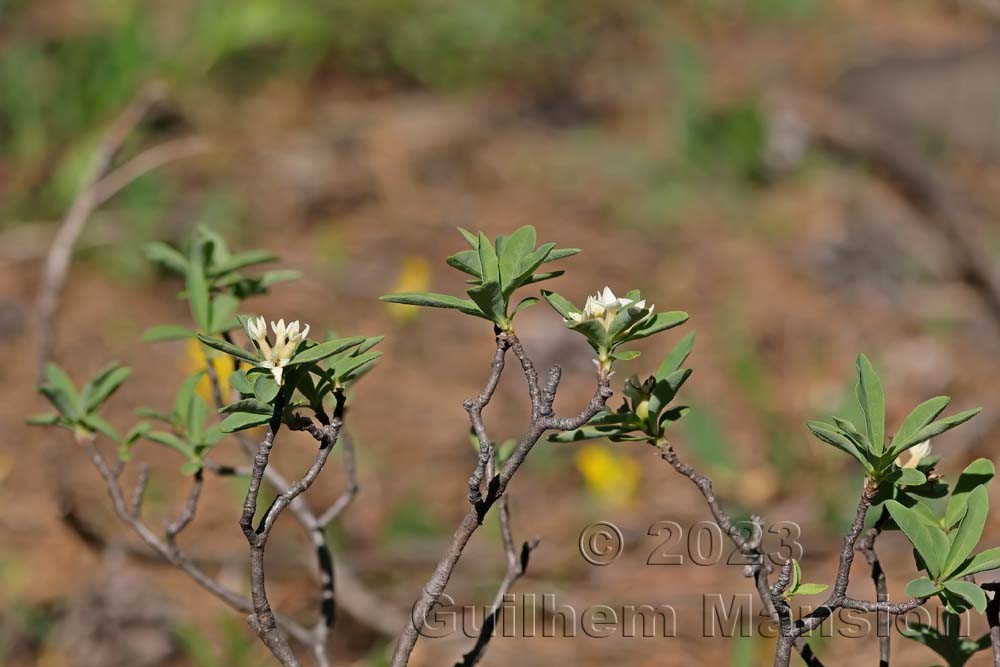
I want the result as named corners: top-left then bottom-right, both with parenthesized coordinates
top-left (244, 316), bottom-right (310, 385)
top-left (895, 440), bottom-right (931, 469)
top-left (567, 287), bottom-right (651, 329)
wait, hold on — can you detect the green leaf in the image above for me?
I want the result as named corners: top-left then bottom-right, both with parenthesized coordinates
top-left (945, 459), bottom-right (996, 528)
top-left (831, 417), bottom-right (870, 454)
top-left (951, 547), bottom-right (1000, 579)
top-left (291, 336), bottom-right (364, 366)
top-left (891, 396), bottom-right (950, 450)
top-left (887, 500), bottom-right (945, 577)
top-left (548, 426), bottom-right (626, 443)
top-left (219, 398), bottom-right (273, 415)
top-left (499, 225), bottom-right (536, 291)
top-left (943, 486), bottom-right (989, 577)
top-left (220, 412), bottom-right (271, 433)
top-left (142, 324), bottom-right (196, 342)
top-left (477, 231), bottom-right (499, 284)
top-left (509, 242), bottom-right (555, 291)
top-left (446, 249), bottom-right (481, 278)
top-left (202, 424), bottom-right (225, 447)
top-left (541, 290), bottom-right (580, 320)
top-left (909, 408), bottom-right (983, 448)
top-left (144, 242), bottom-right (188, 274)
top-left (658, 406), bottom-right (690, 427)
top-left (904, 577), bottom-right (941, 598)
top-left (647, 369), bottom-right (692, 422)
top-left (330, 351), bottom-right (382, 383)
top-left (792, 583), bottom-right (829, 596)
top-left (26, 413), bottom-right (61, 426)
top-left (457, 227), bottom-right (479, 248)
top-left (209, 250), bottom-right (277, 277)
top-left (542, 247), bottom-right (581, 263)
top-left (81, 363), bottom-right (132, 412)
top-left (522, 270), bottom-right (564, 286)
top-left (611, 350), bottom-right (641, 361)
top-left (196, 334), bottom-right (259, 363)
top-left (895, 468), bottom-right (928, 487)
top-left (511, 296), bottom-right (539, 317)
top-left (568, 318), bottom-right (608, 351)
top-left (79, 414), bottom-right (120, 441)
top-left (807, 421), bottom-right (872, 472)
top-left (180, 460), bottom-right (203, 475)
top-left (621, 311), bottom-right (690, 342)
top-left (146, 431), bottom-right (194, 457)
top-left (135, 407), bottom-right (172, 423)
top-left (230, 370), bottom-right (254, 395)
top-left (655, 333), bottom-right (696, 380)
top-left (467, 281), bottom-right (507, 325)
top-left (186, 396), bottom-right (207, 442)
top-left (253, 374), bottom-right (280, 403)
top-left (187, 240), bottom-right (211, 331)
top-left (355, 336), bottom-right (384, 355)
top-left (124, 422), bottom-right (150, 445)
top-left (379, 292), bottom-right (487, 319)
top-left (943, 580), bottom-right (987, 613)
top-left (856, 354), bottom-right (886, 455)
top-left (258, 270), bottom-right (302, 288)
top-left (118, 423), bottom-right (150, 461)
top-left (607, 305), bottom-right (650, 340)
top-left (40, 363), bottom-right (80, 419)
top-left (209, 294), bottom-right (241, 333)
top-left (175, 372), bottom-right (204, 425)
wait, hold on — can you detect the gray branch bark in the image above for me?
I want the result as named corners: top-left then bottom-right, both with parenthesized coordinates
top-left (390, 333), bottom-right (612, 667)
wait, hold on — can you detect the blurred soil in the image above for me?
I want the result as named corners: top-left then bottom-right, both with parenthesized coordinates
top-left (2, 2), bottom-right (1000, 666)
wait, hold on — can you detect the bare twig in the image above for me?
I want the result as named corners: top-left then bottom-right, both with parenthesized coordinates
top-left (454, 491), bottom-right (539, 667)
top-left (773, 481), bottom-right (925, 667)
top-left (166, 469), bottom-right (204, 544)
top-left (857, 508), bottom-right (891, 667)
top-left (129, 464), bottom-right (150, 518)
top-left (983, 582), bottom-right (1000, 667)
top-left (317, 429), bottom-right (359, 527)
top-left (465, 340), bottom-right (509, 505)
top-left (390, 333), bottom-right (612, 667)
top-left (75, 432), bottom-right (313, 646)
top-left (655, 440), bottom-right (825, 666)
top-left (238, 392), bottom-right (302, 666)
top-left (34, 83), bottom-right (207, 374)
top-left (90, 136), bottom-right (210, 206)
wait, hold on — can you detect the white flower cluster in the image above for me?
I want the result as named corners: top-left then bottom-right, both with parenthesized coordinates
top-left (566, 287), bottom-right (651, 329)
top-left (246, 317), bottom-right (310, 384)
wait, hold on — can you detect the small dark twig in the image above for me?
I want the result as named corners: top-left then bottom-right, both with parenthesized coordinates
top-left (317, 429), bottom-right (359, 527)
top-left (983, 582), bottom-right (1000, 667)
top-left (858, 508), bottom-right (890, 667)
top-left (166, 469), bottom-right (204, 544)
top-left (654, 440), bottom-right (825, 666)
top-left (465, 337), bottom-right (509, 505)
top-left (130, 464), bottom-right (150, 518)
top-left (455, 494), bottom-right (539, 667)
top-left (74, 432), bottom-right (312, 646)
top-left (390, 333), bottom-right (612, 667)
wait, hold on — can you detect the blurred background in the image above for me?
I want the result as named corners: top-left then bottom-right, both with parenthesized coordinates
top-left (2, 1), bottom-right (1000, 665)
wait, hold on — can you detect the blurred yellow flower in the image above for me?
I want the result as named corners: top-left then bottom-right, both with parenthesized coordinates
top-left (185, 337), bottom-right (231, 404)
top-left (575, 443), bottom-right (641, 508)
top-left (386, 256), bottom-right (431, 323)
